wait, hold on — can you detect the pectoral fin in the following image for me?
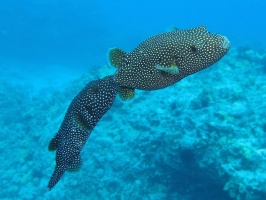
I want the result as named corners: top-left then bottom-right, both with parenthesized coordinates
top-left (155, 64), bottom-right (179, 75)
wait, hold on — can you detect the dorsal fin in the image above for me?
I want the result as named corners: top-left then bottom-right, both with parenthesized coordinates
top-left (48, 135), bottom-right (59, 151)
top-left (108, 48), bottom-right (127, 68)
top-left (166, 26), bottom-right (179, 32)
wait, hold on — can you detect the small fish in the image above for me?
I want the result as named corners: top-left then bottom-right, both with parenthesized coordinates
top-left (48, 76), bottom-right (118, 190)
top-left (108, 26), bottom-right (230, 100)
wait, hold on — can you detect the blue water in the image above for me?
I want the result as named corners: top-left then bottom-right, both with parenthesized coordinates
top-left (0, 0), bottom-right (265, 89)
top-left (0, 0), bottom-right (266, 199)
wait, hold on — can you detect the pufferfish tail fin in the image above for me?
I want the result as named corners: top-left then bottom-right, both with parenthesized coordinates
top-left (108, 48), bottom-right (127, 68)
top-left (118, 87), bottom-right (135, 101)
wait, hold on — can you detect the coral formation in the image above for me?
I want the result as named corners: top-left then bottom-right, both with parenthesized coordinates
top-left (0, 47), bottom-right (265, 199)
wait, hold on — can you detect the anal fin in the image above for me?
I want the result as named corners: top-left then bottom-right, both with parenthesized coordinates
top-left (118, 87), bottom-right (135, 101)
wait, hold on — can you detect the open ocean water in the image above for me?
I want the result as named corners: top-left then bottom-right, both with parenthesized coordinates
top-left (0, 0), bottom-right (266, 199)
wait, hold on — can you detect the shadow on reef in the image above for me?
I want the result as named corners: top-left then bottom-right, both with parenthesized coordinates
top-left (151, 148), bottom-right (231, 200)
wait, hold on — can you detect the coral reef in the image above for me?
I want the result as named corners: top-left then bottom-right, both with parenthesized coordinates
top-left (0, 47), bottom-right (265, 199)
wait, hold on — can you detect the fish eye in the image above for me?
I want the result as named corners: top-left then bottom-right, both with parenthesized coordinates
top-left (190, 45), bottom-right (197, 53)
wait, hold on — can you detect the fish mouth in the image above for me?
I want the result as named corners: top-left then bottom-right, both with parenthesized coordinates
top-left (221, 36), bottom-right (230, 50)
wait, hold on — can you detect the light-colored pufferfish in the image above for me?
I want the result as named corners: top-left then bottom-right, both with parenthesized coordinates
top-left (108, 26), bottom-right (230, 100)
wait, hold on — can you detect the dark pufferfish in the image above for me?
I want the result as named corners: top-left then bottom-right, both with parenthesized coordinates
top-left (48, 76), bottom-right (118, 190)
top-left (108, 26), bottom-right (230, 100)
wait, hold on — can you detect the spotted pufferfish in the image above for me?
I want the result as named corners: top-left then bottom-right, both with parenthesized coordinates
top-left (108, 26), bottom-right (230, 100)
top-left (48, 76), bottom-right (118, 190)
top-left (48, 26), bottom-right (230, 190)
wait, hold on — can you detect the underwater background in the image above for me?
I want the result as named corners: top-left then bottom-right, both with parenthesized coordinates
top-left (0, 0), bottom-right (266, 199)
